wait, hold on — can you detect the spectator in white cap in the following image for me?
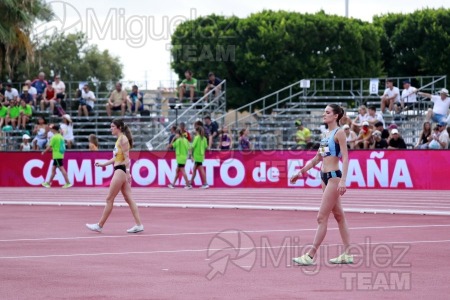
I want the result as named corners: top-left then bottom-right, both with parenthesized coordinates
top-left (431, 120), bottom-right (449, 149)
top-left (20, 134), bottom-right (31, 151)
top-left (388, 129), bottom-right (407, 149)
top-left (418, 88), bottom-right (450, 124)
top-left (60, 114), bottom-right (74, 149)
top-left (342, 124), bottom-right (357, 149)
top-left (354, 121), bottom-right (373, 149)
top-left (370, 130), bottom-right (388, 149)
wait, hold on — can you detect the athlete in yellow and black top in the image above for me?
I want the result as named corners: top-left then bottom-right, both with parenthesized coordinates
top-left (86, 119), bottom-right (144, 233)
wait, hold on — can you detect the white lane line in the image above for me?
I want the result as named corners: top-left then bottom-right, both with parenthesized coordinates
top-left (2, 239), bottom-right (450, 260)
top-left (1, 224), bottom-right (449, 243)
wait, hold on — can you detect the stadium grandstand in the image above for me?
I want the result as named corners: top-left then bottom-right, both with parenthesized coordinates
top-left (0, 75), bottom-right (447, 151)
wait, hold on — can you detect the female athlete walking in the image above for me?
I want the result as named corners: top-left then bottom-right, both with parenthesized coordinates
top-left (291, 104), bottom-right (352, 265)
top-left (86, 119), bottom-right (144, 233)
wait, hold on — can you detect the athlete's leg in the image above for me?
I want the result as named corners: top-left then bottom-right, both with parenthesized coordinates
top-left (308, 178), bottom-right (341, 257)
top-left (98, 171), bottom-right (124, 227)
top-left (121, 175), bottom-right (143, 226)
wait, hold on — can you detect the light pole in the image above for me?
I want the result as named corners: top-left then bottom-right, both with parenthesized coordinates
top-left (345, 0), bottom-right (349, 18)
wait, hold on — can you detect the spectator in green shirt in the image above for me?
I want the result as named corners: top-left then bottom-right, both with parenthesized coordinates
top-left (168, 129), bottom-right (191, 189)
top-left (293, 120), bottom-right (311, 150)
top-left (6, 99), bottom-right (20, 128)
top-left (41, 124), bottom-right (72, 188)
top-left (0, 102), bottom-right (7, 129)
top-left (178, 70), bottom-right (198, 103)
top-left (18, 99), bottom-right (32, 130)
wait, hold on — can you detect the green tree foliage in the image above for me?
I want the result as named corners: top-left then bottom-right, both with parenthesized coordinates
top-left (14, 32), bottom-right (123, 85)
top-left (374, 8), bottom-right (450, 79)
top-left (0, 0), bottom-right (53, 78)
top-left (170, 10), bottom-right (383, 108)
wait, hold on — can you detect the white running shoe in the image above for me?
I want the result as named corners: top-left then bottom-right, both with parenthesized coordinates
top-left (86, 223), bottom-right (102, 232)
top-left (201, 184), bottom-right (209, 189)
top-left (167, 184), bottom-right (174, 189)
top-left (292, 253), bottom-right (315, 266)
top-left (329, 253), bottom-right (353, 264)
top-left (184, 185), bottom-right (192, 189)
top-left (127, 224), bottom-right (144, 233)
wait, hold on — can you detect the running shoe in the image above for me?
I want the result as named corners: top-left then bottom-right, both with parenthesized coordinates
top-left (86, 223), bottom-right (102, 232)
top-left (292, 253), bottom-right (315, 266)
top-left (184, 185), bottom-right (192, 189)
top-left (41, 182), bottom-right (51, 188)
top-left (201, 184), bottom-right (209, 189)
top-left (168, 183), bottom-right (174, 189)
top-left (329, 253), bottom-right (353, 264)
top-left (62, 183), bottom-right (73, 189)
top-left (127, 224), bottom-right (144, 233)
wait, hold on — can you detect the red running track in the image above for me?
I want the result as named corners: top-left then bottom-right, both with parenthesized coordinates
top-left (1, 187), bottom-right (450, 215)
top-left (1, 202), bottom-right (450, 299)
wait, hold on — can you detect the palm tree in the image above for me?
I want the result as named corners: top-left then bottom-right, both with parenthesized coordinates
top-left (0, 0), bottom-right (53, 80)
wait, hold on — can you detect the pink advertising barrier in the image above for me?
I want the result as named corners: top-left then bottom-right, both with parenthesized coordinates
top-left (0, 150), bottom-right (448, 189)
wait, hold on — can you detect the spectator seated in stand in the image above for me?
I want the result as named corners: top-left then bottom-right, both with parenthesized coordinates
top-left (354, 121), bottom-right (373, 149)
top-left (342, 124), bottom-right (357, 149)
top-left (292, 120), bottom-right (311, 150)
top-left (78, 84), bottom-right (96, 117)
top-left (178, 70), bottom-right (198, 103)
top-left (106, 82), bottom-right (127, 117)
top-left (0, 102), bottom-right (7, 129)
top-left (20, 86), bottom-right (34, 107)
top-left (18, 99), bottom-right (32, 130)
top-left (388, 128), bottom-right (407, 149)
top-left (428, 121), bottom-right (449, 149)
top-left (204, 72), bottom-right (222, 101)
top-left (52, 75), bottom-right (66, 110)
top-left (3, 83), bottom-right (19, 107)
top-left (40, 82), bottom-right (57, 114)
top-left (374, 121), bottom-right (390, 140)
top-left (127, 85), bottom-right (144, 115)
top-left (31, 72), bottom-right (48, 105)
top-left (32, 116), bottom-right (48, 150)
top-left (366, 106), bottom-right (385, 128)
top-left (24, 80), bottom-right (37, 108)
top-left (218, 126), bottom-right (233, 150)
top-left (419, 88), bottom-right (450, 124)
top-left (370, 130), bottom-right (388, 149)
top-left (20, 134), bottom-right (32, 151)
top-left (415, 121), bottom-right (432, 149)
top-left (89, 134), bottom-right (99, 151)
top-left (238, 128), bottom-right (251, 150)
top-left (380, 79), bottom-right (400, 113)
top-left (351, 105), bottom-right (368, 134)
top-left (5, 99), bottom-right (20, 129)
top-left (399, 80), bottom-right (418, 111)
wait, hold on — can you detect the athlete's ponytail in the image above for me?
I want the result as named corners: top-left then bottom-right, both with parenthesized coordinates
top-left (112, 118), bottom-right (133, 148)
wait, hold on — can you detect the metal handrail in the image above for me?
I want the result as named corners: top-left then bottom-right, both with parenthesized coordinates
top-left (145, 80), bottom-right (227, 150)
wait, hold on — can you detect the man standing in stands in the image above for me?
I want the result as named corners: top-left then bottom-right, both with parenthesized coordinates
top-left (203, 116), bottom-right (218, 149)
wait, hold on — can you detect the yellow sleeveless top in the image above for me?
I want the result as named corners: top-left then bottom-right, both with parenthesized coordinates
top-left (113, 134), bottom-right (126, 163)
